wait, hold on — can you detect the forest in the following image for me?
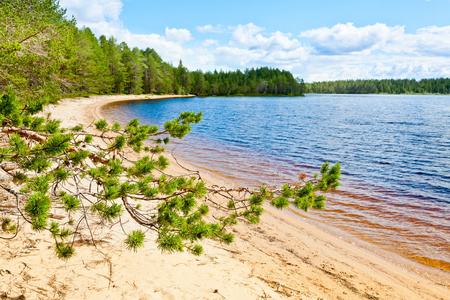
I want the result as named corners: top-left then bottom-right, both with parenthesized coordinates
top-left (305, 78), bottom-right (450, 94)
top-left (0, 0), bottom-right (304, 104)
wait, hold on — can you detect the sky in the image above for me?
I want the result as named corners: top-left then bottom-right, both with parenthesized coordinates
top-left (59, 0), bottom-right (450, 82)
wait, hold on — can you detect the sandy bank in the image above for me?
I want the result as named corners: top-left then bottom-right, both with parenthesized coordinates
top-left (0, 94), bottom-right (449, 300)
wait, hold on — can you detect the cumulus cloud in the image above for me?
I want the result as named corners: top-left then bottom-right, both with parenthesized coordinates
top-left (231, 25), bottom-right (300, 53)
top-left (196, 24), bottom-right (225, 33)
top-left (300, 23), bottom-right (403, 55)
top-left (228, 24), bottom-right (301, 50)
top-left (386, 25), bottom-right (450, 56)
top-left (215, 47), bottom-right (264, 66)
top-left (229, 23), bottom-right (265, 48)
top-left (191, 23), bottom-right (311, 71)
top-left (165, 28), bottom-right (192, 43)
top-left (300, 23), bottom-right (450, 58)
top-left (202, 39), bottom-right (219, 47)
top-left (60, 0), bottom-right (123, 23)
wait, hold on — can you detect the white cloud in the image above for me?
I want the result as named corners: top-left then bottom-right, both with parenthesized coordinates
top-left (165, 27), bottom-right (192, 43)
top-left (301, 53), bottom-right (450, 82)
top-left (231, 25), bottom-right (302, 53)
top-left (196, 24), bottom-right (225, 33)
top-left (300, 23), bottom-right (403, 55)
top-left (203, 23), bottom-right (311, 70)
top-left (195, 50), bottom-right (216, 66)
top-left (76, 22), bottom-right (193, 62)
top-left (215, 46), bottom-right (265, 66)
top-left (60, 0), bottom-right (123, 23)
top-left (229, 23), bottom-right (265, 48)
top-left (202, 39), bottom-right (219, 47)
top-left (386, 26), bottom-right (450, 56)
top-left (299, 23), bottom-right (450, 58)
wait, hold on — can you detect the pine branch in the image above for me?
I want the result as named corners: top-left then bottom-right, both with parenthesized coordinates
top-left (0, 87), bottom-right (340, 258)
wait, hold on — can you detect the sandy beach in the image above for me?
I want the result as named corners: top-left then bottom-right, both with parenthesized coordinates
top-left (1, 94), bottom-right (449, 300)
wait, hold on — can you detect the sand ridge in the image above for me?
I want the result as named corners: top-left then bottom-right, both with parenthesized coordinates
top-left (0, 94), bottom-right (449, 299)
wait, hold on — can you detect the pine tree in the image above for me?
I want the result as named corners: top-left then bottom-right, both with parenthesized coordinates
top-left (0, 86), bottom-right (340, 258)
top-left (0, 0), bottom-right (76, 102)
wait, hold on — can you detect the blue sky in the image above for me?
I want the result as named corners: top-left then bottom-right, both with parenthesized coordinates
top-left (60, 0), bottom-right (450, 82)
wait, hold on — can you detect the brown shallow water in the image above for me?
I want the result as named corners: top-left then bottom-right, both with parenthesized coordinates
top-left (175, 154), bottom-right (450, 286)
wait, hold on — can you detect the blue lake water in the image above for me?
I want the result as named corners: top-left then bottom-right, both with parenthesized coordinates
top-left (102, 94), bottom-right (450, 273)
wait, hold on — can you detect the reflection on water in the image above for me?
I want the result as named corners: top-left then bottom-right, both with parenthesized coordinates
top-left (101, 94), bottom-right (450, 277)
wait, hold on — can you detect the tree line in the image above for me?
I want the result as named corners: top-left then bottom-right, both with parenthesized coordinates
top-left (305, 78), bottom-right (450, 94)
top-left (0, 0), bottom-right (304, 104)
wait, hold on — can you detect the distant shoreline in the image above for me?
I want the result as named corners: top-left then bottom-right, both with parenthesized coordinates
top-left (305, 92), bottom-right (449, 95)
top-left (89, 94), bottom-right (196, 121)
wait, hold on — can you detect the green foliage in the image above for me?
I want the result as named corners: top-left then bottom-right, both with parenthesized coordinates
top-left (112, 122), bottom-right (121, 131)
top-left (272, 197), bottom-right (290, 209)
top-left (0, 86), bottom-right (21, 125)
top-left (24, 192), bottom-right (51, 231)
top-left (317, 162), bottom-right (341, 191)
top-left (71, 125), bottom-right (83, 132)
top-left (84, 135), bottom-right (93, 143)
top-left (60, 194), bottom-right (81, 213)
top-left (305, 78), bottom-right (450, 95)
top-left (109, 135), bottom-right (126, 150)
top-left (26, 175), bottom-right (51, 193)
top-left (54, 242), bottom-right (75, 260)
top-left (289, 162), bottom-right (341, 212)
top-left (191, 67), bottom-right (305, 96)
top-left (127, 156), bottom-right (156, 177)
top-left (164, 112), bottom-right (203, 139)
top-left (9, 134), bottom-right (28, 155)
top-left (41, 134), bottom-right (70, 155)
top-left (0, 0), bottom-right (76, 102)
top-left (1, 218), bottom-right (17, 233)
top-left (53, 167), bottom-right (69, 181)
top-left (124, 230), bottom-right (146, 252)
top-left (91, 202), bottom-right (124, 222)
top-left (94, 119), bottom-right (109, 131)
top-left (68, 150), bottom-right (90, 165)
top-left (45, 119), bottom-right (61, 134)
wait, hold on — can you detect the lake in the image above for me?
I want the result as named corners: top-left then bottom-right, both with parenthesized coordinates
top-left (101, 94), bottom-right (450, 277)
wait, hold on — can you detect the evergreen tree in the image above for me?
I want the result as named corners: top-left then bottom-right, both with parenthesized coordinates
top-left (0, 86), bottom-right (340, 258)
top-left (142, 48), bottom-right (158, 94)
top-left (104, 38), bottom-right (127, 94)
top-left (71, 28), bottom-right (112, 94)
top-left (0, 0), bottom-right (77, 102)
